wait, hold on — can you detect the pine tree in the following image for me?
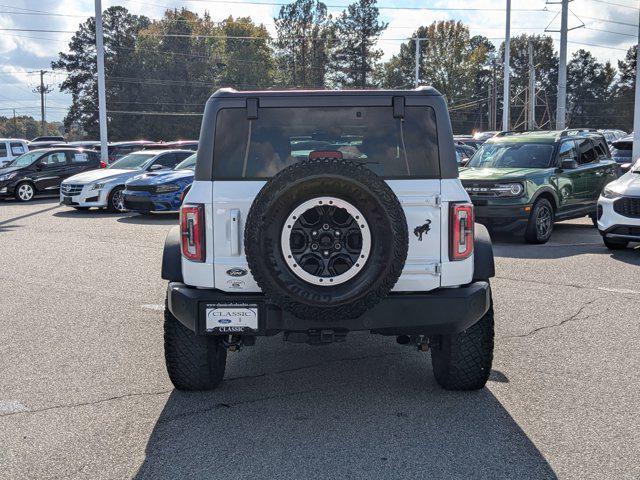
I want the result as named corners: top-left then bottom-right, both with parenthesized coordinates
top-left (332, 0), bottom-right (387, 88)
top-left (274, 0), bottom-right (334, 88)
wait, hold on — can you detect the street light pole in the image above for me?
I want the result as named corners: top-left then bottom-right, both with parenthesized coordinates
top-left (556, 0), bottom-right (569, 130)
top-left (95, 0), bottom-right (108, 163)
top-left (502, 0), bottom-right (511, 131)
top-left (632, 6), bottom-right (640, 163)
top-left (414, 38), bottom-right (420, 88)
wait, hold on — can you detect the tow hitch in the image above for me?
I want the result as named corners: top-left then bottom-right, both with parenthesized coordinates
top-left (284, 329), bottom-right (347, 345)
top-left (396, 335), bottom-right (429, 352)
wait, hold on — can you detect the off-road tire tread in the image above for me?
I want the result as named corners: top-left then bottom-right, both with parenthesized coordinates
top-left (164, 306), bottom-right (226, 391)
top-left (244, 158), bottom-right (408, 321)
top-left (430, 301), bottom-right (494, 391)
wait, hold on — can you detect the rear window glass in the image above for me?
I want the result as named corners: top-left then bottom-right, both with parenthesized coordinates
top-left (0, 144), bottom-right (7, 158)
top-left (212, 106), bottom-right (440, 179)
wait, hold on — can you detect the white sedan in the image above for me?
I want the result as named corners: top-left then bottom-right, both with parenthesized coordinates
top-left (60, 149), bottom-right (193, 212)
top-left (597, 158), bottom-right (640, 249)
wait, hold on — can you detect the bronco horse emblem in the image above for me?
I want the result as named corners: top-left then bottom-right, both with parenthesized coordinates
top-left (413, 219), bottom-right (431, 241)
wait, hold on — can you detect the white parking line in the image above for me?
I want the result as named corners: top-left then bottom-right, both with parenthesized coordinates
top-left (0, 400), bottom-right (29, 415)
top-left (141, 304), bottom-right (164, 311)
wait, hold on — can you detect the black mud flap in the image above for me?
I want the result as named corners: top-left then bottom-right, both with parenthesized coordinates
top-left (473, 223), bottom-right (495, 281)
top-left (161, 226), bottom-right (183, 282)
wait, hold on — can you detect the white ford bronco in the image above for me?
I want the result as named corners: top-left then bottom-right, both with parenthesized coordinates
top-left (162, 88), bottom-right (495, 391)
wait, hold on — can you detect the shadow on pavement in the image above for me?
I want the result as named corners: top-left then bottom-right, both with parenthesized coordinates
top-left (117, 213), bottom-right (179, 225)
top-left (0, 203), bottom-right (61, 227)
top-left (134, 347), bottom-right (556, 480)
top-left (491, 221), bottom-right (639, 264)
top-left (53, 209), bottom-right (125, 219)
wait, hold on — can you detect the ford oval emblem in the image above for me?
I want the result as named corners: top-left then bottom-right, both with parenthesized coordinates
top-left (226, 267), bottom-right (248, 277)
top-left (218, 318), bottom-right (232, 324)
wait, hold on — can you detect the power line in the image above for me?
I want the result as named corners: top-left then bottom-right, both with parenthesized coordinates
top-left (583, 0), bottom-right (639, 10)
top-left (123, 0), bottom-right (548, 12)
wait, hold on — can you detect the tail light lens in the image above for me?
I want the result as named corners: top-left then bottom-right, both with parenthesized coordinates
top-left (450, 202), bottom-right (474, 261)
top-left (180, 204), bottom-right (205, 262)
top-left (99, 161), bottom-right (106, 169)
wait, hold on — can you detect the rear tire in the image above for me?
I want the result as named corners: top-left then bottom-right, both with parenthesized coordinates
top-left (164, 305), bottom-right (227, 391)
top-left (429, 298), bottom-right (494, 391)
top-left (603, 237), bottom-right (629, 250)
top-left (524, 198), bottom-right (554, 244)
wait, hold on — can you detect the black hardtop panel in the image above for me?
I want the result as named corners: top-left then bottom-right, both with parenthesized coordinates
top-left (208, 87), bottom-right (442, 100)
top-left (195, 87), bottom-right (457, 181)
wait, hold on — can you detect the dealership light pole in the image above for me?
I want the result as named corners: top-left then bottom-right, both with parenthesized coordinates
top-left (632, 5), bottom-right (640, 163)
top-left (95, 0), bottom-right (108, 163)
top-left (556, 0), bottom-right (569, 130)
top-left (502, 0), bottom-right (511, 131)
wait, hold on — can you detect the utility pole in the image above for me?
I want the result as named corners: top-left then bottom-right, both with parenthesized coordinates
top-left (487, 84), bottom-right (495, 130)
top-left (556, 0), bottom-right (569, 130)
top-left (528, 41), bottom-right (536, 131)
top-left (413, 38), bottom-right (424, 88)
top-left (32, 70), bottom-right (52, 136)
top-left (632, 5), bottom-right (640, 163)
top-left (492, 59), bottom-right (498, 130)
top-left (95, 0), bottom-right (109, 163)
top-left (502, 0), bottom-right (511, 131)
top-left (40, 70), bottom-right (45, 135)
top-left (12, 108), bottom-right (17, 136)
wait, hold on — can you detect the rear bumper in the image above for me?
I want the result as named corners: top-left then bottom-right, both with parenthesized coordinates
top-left (166, 281), bottom-right (491, 337)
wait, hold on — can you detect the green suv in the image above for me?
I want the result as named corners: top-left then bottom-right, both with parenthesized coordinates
top-left (459, 129), bottom-right (618, 243)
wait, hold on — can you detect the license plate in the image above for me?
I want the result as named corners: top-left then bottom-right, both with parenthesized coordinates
top-left (205, 304), bottom-right (258, 333)
top-left (62, 196), bottom-right (72, 205)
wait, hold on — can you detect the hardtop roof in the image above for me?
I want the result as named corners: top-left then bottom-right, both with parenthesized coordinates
top-left (209, 86), bottom-right (442, 100)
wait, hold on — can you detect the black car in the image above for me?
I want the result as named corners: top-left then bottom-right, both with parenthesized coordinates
top-left (610, 136), bottom-right (633, 165)
top-left (95, 140), bottom-right (155, 164)
top-left (455, 142), bottom-right (476, 166)
top-left (142, 140), bottom-right (198, 151)
top-left (0, 148), bottom-right (100, 202)
top-left (31, 135), bottom-right (65, 143)
top-left (454, 135), bottom-right (483, 150)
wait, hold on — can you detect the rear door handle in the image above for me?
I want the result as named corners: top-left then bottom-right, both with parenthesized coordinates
top-left (230, 209), bottom-right (240, 255)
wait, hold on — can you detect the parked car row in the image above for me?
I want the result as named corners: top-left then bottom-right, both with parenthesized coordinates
top-left (0, 146), bottom-right (196, 214)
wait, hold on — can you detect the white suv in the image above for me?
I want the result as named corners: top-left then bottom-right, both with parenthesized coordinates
top-left (161, 89), bottom-right (496, 392)
top-left (598, 158), bottom-right (640, 249)
top-left (0, 139), bottom-right (28, 167)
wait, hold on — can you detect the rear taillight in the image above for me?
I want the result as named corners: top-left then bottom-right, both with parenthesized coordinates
top-left (449, 202), bottom-right (474, 261)
top-left (180, 204), bottom-right (205, 262)
top-left (99, 161), bottom-right (106, 169)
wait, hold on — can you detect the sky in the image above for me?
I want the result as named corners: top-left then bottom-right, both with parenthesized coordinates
top-left (0, 0), bottom-right (638, 124)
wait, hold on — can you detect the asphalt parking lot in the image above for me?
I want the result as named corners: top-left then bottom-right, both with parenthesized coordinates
top-left (0, 197), bottom-right (638, 479)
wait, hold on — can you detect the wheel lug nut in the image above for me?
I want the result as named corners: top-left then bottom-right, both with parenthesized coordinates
top-left (322, 223), bottom-right (330, 230)
top-left (334, 230), bottom-right (341, 236)
top-left (311, 243), bottom-right (318, 250)
top-left (311, 231), bottom-right (318, 237)
top-left (334, 243), bottom-right (341, 250)
top-left (323, 250), bottom-right (329, 256)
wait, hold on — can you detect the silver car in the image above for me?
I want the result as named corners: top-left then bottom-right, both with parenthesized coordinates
top-left (60, 149), bottom-right (194, 212)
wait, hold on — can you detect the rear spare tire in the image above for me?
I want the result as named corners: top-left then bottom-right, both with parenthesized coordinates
top-left (245, 158), bottom-right (408, 321)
